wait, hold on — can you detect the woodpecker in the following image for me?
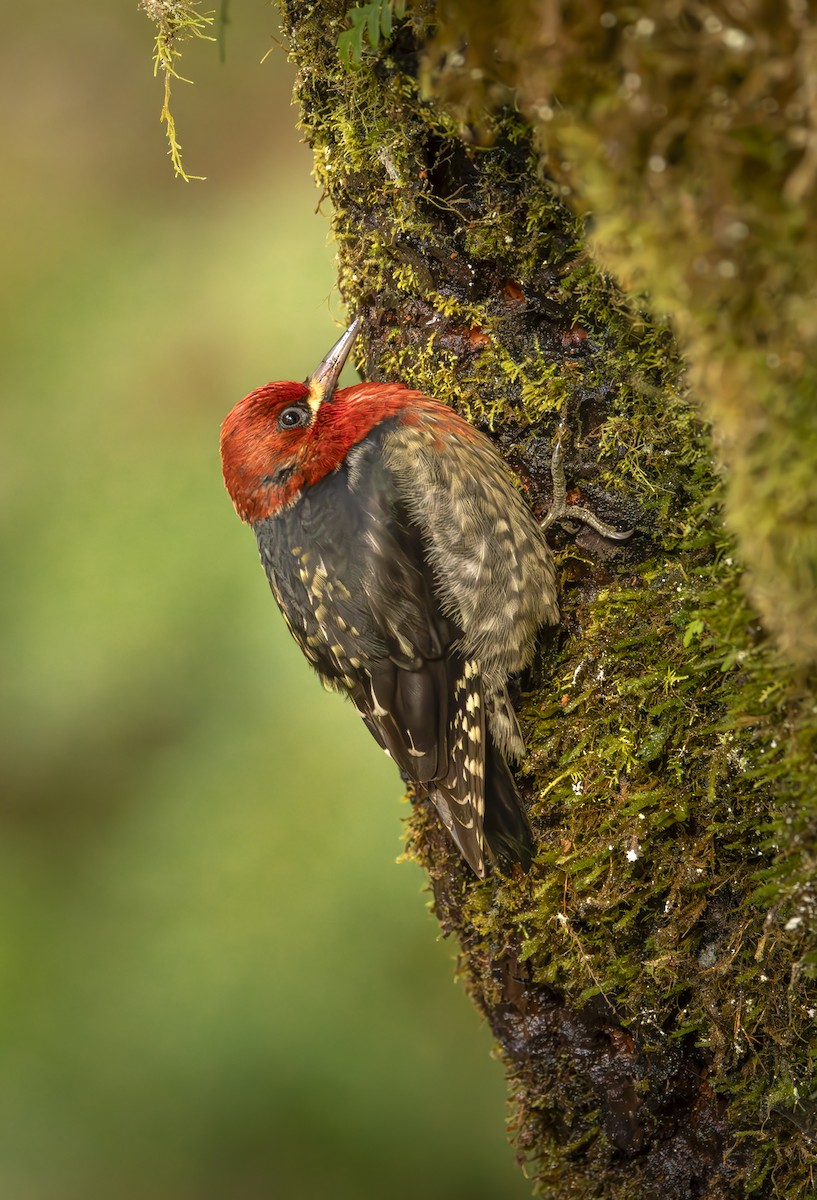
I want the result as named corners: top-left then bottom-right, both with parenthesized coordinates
top-left (220, 319), bottom-right (560, 878)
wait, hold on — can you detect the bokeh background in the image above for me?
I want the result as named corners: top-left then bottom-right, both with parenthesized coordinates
top-left (0, 3), bottom-right (529, 1198)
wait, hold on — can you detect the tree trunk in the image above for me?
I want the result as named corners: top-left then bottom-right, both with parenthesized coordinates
top-left (175, 2), bottom-right (817, 1195)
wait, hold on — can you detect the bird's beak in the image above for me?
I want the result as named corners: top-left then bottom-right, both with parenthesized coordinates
top-left (306, 318), bottom-right (360, 412)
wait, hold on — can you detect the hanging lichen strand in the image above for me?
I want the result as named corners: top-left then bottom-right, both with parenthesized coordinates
top-left (279, 3), bottom-right (817, 1197)
top-left (140, 0), bottom-right (215, 179)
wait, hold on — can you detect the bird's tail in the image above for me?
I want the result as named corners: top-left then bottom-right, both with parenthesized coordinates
top-left (483, 739), bottom-right (536, 872)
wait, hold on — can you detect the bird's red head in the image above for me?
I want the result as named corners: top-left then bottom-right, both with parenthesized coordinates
top-left (220, 378), bottom-right (316, 522)
top-left (221, 321), bottom-right (431, 524)
top-left (221, 321), bottom-right (362, 523)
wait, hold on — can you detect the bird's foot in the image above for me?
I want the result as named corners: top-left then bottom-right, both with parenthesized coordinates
top-left (540, 424), bottom-right (634, 541)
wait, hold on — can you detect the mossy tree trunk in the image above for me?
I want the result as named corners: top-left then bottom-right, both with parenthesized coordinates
top-left (148, 1), bottom-right (817, 1195)
top-left (279, 4), bottom-right (817, 1196)
top-left (279, 2), bottom-right (817, 1197)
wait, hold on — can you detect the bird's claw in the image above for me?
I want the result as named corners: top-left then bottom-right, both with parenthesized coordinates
top-left (540, 426), bottom-right (634, 541)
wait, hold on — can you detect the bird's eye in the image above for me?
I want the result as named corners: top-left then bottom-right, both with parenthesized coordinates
top-left (278, 405), bottom-right (310, 430)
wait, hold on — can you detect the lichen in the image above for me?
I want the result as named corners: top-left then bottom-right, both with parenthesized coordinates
top-left (140, 0), bottom-right (215, 180)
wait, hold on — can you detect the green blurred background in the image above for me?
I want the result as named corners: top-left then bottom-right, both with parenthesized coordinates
top-left (0, 3), bottom-right (529, 1197)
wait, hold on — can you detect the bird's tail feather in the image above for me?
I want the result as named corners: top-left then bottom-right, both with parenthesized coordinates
top-left (483, 740), bottom-right (535, 871)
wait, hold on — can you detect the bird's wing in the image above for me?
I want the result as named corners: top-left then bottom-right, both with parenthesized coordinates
top-left (381, 420), bottom-right (558, 687)
top-left (258, 441), bottom-right (490, 875)
top-left (346, 449), bottom-right (489, 875)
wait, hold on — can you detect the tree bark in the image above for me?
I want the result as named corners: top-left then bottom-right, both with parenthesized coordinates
top-left (169, 2), bottom-right (817, 1195)
top-left (428, 0), bottom-right (817, 674)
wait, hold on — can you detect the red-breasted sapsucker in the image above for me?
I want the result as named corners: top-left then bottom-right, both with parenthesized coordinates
top-left (220, 319), bottom-right (559, 878)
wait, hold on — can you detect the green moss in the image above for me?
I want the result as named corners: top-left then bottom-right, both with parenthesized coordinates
top-left (460, 493), bottom-right (817, 1193)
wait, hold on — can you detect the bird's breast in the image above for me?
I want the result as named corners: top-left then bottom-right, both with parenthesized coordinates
top-left (253, 462), bottom-right (392, 686)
